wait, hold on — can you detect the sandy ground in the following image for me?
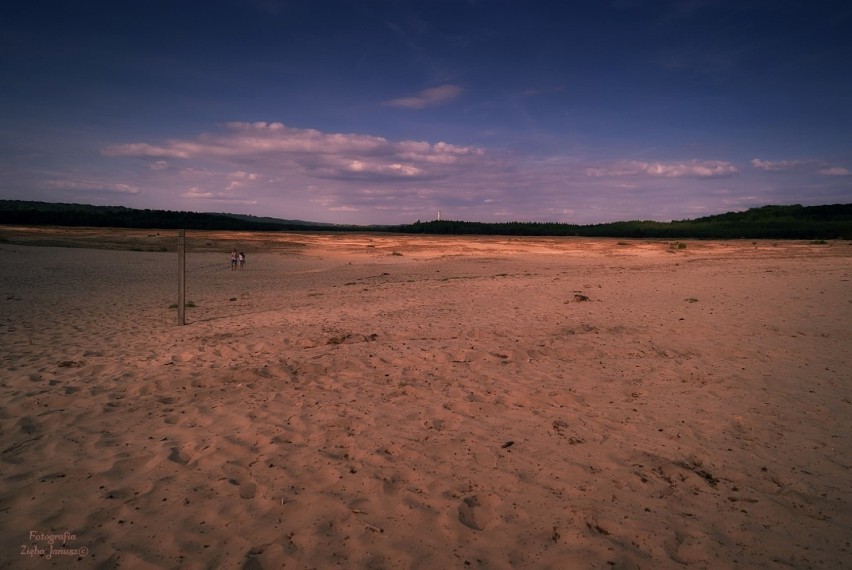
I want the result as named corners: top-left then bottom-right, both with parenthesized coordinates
top-left (1, 227), bottom-right (851, 569)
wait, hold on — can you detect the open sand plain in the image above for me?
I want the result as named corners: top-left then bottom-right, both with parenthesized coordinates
top-left (1, 226), bottom-right (851, 569)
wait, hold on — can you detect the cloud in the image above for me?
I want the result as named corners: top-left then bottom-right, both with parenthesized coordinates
top-left (182, 186), bottom-right (258, 204)
top-left (183, 187), bottom-right (214, 199)
top-left (44, 179), bottom-right (139, 194)
top-left (750, 158), bottom-right (807, 171)
top-left (103, 143), bottom-right (190, 158)
top-left (586, 160), bottom-right (738, 178)
top-left (383, 84), bottom-right (463, 109)
top-left (752, 158), bottom-right (850, 176)
top-left (225, 170), bottom-right (261, 190)
top-left (94, 122), bottom-right (845, 225)
top-left (104, 121), bottom-right (487, 183)
top-left (818, 166), bottom-right (850, 176)
top-left (231, 171), bottom-right (259, 180)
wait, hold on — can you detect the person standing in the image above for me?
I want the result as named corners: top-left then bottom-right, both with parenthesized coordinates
top-left (238, 252), bottom-right (246, 270)
top-left (230, 249), bottom-right (238, 271)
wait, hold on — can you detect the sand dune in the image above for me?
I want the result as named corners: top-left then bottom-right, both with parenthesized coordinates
top-left (1, 229), bottom-right (851, 569)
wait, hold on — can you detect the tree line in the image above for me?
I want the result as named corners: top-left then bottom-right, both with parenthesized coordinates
top-left (1, 200), bottom-right (850, 239)
top-left (395, 204), bottom-right (852, 239)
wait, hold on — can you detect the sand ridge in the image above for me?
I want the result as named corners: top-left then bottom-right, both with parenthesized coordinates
top-left (1, 231), bottom-right (851, 568)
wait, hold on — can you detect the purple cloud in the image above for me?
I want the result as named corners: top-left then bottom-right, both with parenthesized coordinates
top-left (383, 84), bottom-right (463, 109)
top-left (586, 160), bottom-right (739, 178)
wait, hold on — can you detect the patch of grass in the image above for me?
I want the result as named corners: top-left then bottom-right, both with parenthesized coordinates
top-left (390, 251), bottom-right (403, 256)
top-left (670, 241), bottom-right (687, 250)
top-left (685, 298), bottom-right (699, 303)
top-left (168, 301), bottom-right (196, 309)
top-left (811, 239), bottom-right (828, 245)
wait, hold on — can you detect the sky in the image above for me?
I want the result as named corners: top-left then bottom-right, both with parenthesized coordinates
top-left (1, 0), bottom-right (851, 225)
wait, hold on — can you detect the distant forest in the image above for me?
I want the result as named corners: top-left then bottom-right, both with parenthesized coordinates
top-left (1, 200), bottom-right (851, 239)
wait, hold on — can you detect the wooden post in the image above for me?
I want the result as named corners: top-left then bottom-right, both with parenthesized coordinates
top-left (178, 229), bottom-right (186, 325)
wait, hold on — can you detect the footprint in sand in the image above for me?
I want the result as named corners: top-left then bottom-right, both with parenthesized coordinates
top-left (239, 482), bottom-right (257, 499)
top-left (458, 496), bottom-right (488, 531)
top-left (228, 478), bottom-right (258, 499)
top-left (664, 529), bottom-right (709, 565)
top-left (17, 416), bottom-right (41, 435)
top-left (168, 447), bottom-right (191, 465)
top-left (222, 461), bottom-right (259, 499)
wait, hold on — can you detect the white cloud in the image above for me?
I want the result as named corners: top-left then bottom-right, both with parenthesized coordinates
top-left (383, 84), bottom-right (463, 109)
top-left (231, 171), bottom-right (259, 180)
top-left (586, 160), bottom-right (738, 178)
top-left (44, 179), bottom-right (139, 194)
top-left (346, 160), bottom-right (423, 177)
top-left (818, 166), bottom-right (850, 176)
top-left (750, 158), bottom-right (808, 171)
top-left (92, 122), bottom-right (847, 225)
top-left (104, 123), bottom-right (385, 159)
top-left (183, 187), bottom-right (214, 199)
top-left (103, 122), bottom-right (487, 183)
top-left (103, 143), bottom-right (190, 158)
top-left (182, 186), bottom-right (258, 204)
top-left (752, 158), bottom-right (850, 176)
top-left (224, 170), bottom-right (261, 191)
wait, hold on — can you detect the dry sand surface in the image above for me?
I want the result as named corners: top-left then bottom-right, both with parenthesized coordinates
top-left (1, 226), bottom-right (851, 569)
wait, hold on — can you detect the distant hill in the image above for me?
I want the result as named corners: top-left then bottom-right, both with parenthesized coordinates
top-left (395, 204), bottom-right (852, 239)
top-left (223, 213), bottom-right (336, 228)
top-left (0, 200), bottom-right (329, 231)
top-left (1, 200), bottom-right (850, 239)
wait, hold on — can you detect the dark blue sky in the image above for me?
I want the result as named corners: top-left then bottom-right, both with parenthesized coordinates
top-left (2, 0), bottom-right (850, 223)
